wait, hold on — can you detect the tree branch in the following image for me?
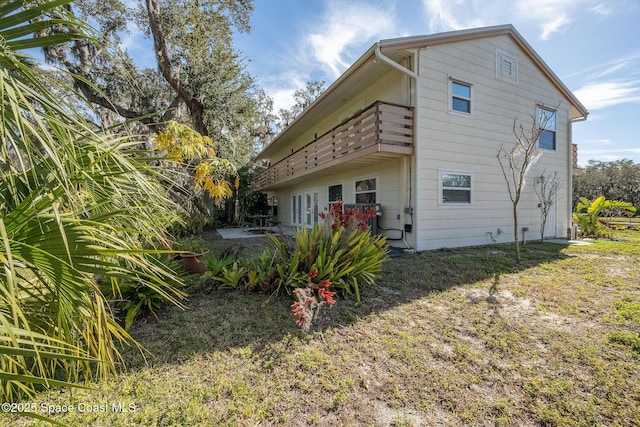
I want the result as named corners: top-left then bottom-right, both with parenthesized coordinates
top-left (145, 0), bottom-right (207, 135)
top-left (73, 77), bottom-right (166, 133)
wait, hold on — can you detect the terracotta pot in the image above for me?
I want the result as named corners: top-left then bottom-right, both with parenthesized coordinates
top-left (181, 251), bottom-right (208, 274)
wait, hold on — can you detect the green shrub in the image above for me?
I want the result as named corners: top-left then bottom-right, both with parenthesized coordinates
top-left (573, 196), bottom-right (636, 238)
top-left (216, 262), bottom-right (248, 290)
top-left (246, 249), bottom-right (279, 291)
top-left (204, 247), bottom-right (239, 276)
top-left (264, 203), bottom-right (388, 303)
top-left (573, 213), bottom-right (610, 238)
top-left (199, 246), bottom-right (276, 291)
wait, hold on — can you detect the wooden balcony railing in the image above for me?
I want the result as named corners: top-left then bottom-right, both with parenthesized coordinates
top-left (256, 101), bottom-right (414, 190)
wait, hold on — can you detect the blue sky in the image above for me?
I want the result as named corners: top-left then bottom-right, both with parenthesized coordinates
top-left (232, 0), bottom-right (640, 166)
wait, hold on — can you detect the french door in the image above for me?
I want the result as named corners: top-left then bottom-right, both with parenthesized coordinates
top-left (305, 190), bottom-right (319, 228)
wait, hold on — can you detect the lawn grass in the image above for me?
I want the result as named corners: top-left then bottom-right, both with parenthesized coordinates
top-left (4, 231), bottom-right (639, 426)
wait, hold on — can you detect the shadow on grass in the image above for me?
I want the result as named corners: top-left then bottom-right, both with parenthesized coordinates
top-left (120, 237), bottom-right (572, 371)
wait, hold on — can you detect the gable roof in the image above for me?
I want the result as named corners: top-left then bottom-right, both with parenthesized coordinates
top-left (256, 24), bottom-right (588, 161)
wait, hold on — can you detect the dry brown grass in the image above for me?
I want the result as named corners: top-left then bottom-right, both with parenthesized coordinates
top-left (5, 231), bottom-right (639, 426)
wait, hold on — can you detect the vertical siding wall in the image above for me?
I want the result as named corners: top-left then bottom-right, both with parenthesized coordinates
top-left (415, 35), bottom-right (571, 250)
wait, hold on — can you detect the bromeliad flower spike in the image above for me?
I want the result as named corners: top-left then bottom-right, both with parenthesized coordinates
top-left (290, 271), bottom-right (336, 331)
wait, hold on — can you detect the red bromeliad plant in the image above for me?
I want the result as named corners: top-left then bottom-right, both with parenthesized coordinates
top-left (319, 201), bottom-right (377, 232)
top-left (290, 269), bottom-right (336, 331)
top-left (263, 200), bottom-right (387, 331)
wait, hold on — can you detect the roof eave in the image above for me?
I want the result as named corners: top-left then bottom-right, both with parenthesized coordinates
top-left (379, 24), bottom-right (588, 118)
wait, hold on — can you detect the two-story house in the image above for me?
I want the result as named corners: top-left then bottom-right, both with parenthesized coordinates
top-left (254, 24), bottom-right (588, 251)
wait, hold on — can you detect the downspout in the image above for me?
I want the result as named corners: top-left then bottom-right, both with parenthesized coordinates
top-left (375, 44), bottom-right (420, 250)
top-left (375, 45), bottom-right (417, 79)
top-left (568, 115), bottom-right (587, 238)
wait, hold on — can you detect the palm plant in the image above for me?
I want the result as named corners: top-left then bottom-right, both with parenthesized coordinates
top-left (0, 0), bottom-right (185, 409)
top-left (573, 196), bottom-right (636, 238)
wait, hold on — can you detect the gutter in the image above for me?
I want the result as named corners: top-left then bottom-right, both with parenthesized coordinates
top-left (374, 44), bottom-right (417, 79)
top-left (567, 115), bottom-right (588, 237)
top-left (375, 43), bottom-right (419, 249)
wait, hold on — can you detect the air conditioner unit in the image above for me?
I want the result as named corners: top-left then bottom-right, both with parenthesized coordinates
top-left (343, 203), bottom-right (381, 234)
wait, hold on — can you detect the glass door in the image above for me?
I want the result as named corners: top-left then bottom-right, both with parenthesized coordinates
top-left (305, 190), bottom-right (319, 228)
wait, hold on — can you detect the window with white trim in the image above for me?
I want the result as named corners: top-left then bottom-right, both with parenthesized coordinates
top-left (439, 171), bottom-right (473, 205)
top-left (450, 79), bottom-right (472, 114)
top-left (328, 184), bottom-right (342, 207)
top-left (537, 106), bottom-right (557, 150)
top-left (355, 178), bottom-right (376, 203)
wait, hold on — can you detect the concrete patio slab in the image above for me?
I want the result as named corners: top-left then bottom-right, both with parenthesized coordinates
top-left (216, 226), bottom-right (294, 239)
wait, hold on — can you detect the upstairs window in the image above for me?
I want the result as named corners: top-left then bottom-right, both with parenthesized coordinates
top-left (537, 107), bottom-right (557, 150)
top-left (450, 80), bottom-right (472, 114)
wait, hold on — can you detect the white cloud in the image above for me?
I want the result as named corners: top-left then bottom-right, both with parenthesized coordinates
top-left (514, 0), bottom-right (582, 40)
top-left (423, 0), bottom-right (477, 32)
top-left (261, 0), bottom-right (398, 117)
top-left (539, 14), bottom-right (571, 40)
top-left (563, 51), bottom-right (640, 80)
top-left (579, 138), bottom-right (613, 147)
top-left (578, 146), bottom-right (640, 164)
top-left (590, 3), bottom-right (615, 15)
top-left (574, 80), bottom-right (640, 110)
top-left (420, 0), bottom-right (615, 40)
top-left (420, 0), bottom-right (576, 38)
top-left (121, 21), bottom-right (145, 52)
top-left (307, 0), bottom-right (397, 78)
top-left (421, 0), bottom-right (496, 33)
top-left (268, 75), bottom-right (308, 112)
top-left (589, 0), bottom-right (639, 16)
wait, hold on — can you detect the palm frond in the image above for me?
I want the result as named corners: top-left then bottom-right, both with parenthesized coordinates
top-left (0, 0), bottom-right (186, 405)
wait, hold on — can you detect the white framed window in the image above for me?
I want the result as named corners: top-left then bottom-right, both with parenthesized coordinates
top-left (496, 49), bottom-right (518, 84)
top-left (537, 106), bottom-right (557, 151)
top-left (449, 78), bottom-right (473, 115)
top-left (328, 183), bottom-right (343, 208)
top-left (439, 170), bottom-right (474, 206)
top-left (355, 178), bottom-right (376, 203)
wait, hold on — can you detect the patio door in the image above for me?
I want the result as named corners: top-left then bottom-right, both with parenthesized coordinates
top-left (305, 190), bottom-right (319, 228)
top-left (291, 192), bottom-right (303, 226)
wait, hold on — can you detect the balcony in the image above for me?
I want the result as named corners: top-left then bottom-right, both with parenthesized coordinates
top-left (256, 101), bottom-right (414, 190)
